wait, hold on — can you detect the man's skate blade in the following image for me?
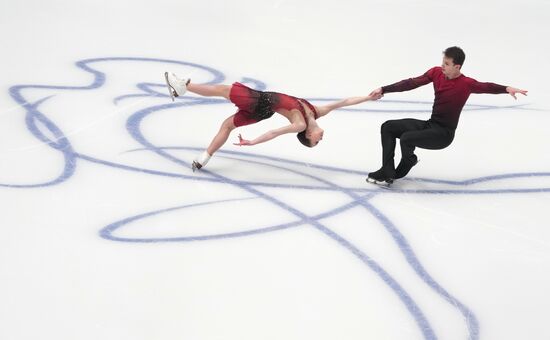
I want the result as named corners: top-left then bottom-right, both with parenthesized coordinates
top-left (164, 72), bottom-right (175, 102)
top-left (366, 177), bottom-right (392, 189)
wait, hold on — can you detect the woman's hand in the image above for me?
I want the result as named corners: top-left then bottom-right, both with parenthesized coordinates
top-left (369, 91), bottom-right (383, 100)
top-left (233, 134), bottom-right (254, 146)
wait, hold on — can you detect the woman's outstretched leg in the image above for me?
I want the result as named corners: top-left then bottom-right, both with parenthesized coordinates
top-left (165, 72), bottom-right (231, 100)
top-left (187, 83), bottom-right (231, 100)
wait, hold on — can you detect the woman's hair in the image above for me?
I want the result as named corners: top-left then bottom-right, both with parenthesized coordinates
top-left (297, 131), bottom-right (313, 147)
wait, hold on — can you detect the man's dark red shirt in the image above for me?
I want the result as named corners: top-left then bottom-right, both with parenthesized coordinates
top-left (382, 67), bottom-right (507, 129)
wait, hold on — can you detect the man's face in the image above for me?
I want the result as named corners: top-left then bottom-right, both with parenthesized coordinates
top-left (441, 56), bottom-right (461, 78)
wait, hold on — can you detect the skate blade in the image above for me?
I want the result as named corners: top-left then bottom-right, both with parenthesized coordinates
top-left (191, 161), bottom-right (202, 172)
top-left (366, 177), bottom-right (392, 188)
top-left (164, 72), bottom-right (175, 102)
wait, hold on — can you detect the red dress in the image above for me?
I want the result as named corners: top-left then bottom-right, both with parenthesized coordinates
top-left (229, 82), bottom-right (318, 127)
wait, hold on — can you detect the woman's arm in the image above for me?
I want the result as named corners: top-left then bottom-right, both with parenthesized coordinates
top-left (233, 122), bottom-right (306, 146)
top-left (315, 93), bottom-right (382, 118)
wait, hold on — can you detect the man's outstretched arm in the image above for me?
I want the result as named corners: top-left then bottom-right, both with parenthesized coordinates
top-left (369, 70), bottom-right (434, 97)
top-left (470, 80), bottom-right (528, 99)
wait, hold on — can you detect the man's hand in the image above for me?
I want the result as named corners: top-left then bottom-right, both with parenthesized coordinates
top-left (369, 87), bottom-right (383, 98)
top-left (369, 91), bottom-right (383, 100)
top-left (233, 133), bottom-right (254, 146)
top-left (506, 87), bottom-right (528, 100)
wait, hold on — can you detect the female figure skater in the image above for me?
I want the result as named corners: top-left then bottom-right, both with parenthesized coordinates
top-left (165, 72), bottom-right (381, 171)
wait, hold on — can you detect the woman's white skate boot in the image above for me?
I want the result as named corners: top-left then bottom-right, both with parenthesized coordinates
top-left (164, 72), bottom-right (190, 101)
top-left (192, 151), bottom-right (212, 172)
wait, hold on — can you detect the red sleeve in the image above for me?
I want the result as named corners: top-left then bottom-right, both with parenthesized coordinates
top-left (382, 67), bottom-right (436, 94)
top-left (468, 78), bottom-right (508, 94)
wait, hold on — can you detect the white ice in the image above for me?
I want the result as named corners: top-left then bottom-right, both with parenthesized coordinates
top-left (1, 1), bottom-right (549, 339)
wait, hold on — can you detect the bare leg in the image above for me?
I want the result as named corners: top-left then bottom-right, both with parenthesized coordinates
top-left (187, 83), bottom-right (231, 100)
top-left (206, 115), bottom-right (237, 155)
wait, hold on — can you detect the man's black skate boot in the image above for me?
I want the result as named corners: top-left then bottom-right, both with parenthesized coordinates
top-left (367, 166), bottom-right (395, 185)
top-left (395, 155), bottom-right (419, 179)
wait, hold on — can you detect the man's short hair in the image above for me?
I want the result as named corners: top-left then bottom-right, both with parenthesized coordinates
top-left (443, 46), bottom-right (466, 67)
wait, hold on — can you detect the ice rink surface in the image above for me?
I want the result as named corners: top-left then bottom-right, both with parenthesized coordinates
top-left (1, 1), bottom-right (549, 339)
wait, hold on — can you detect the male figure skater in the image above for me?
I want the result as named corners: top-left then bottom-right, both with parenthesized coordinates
top-left (367, 46), bottom-right (527, 184)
